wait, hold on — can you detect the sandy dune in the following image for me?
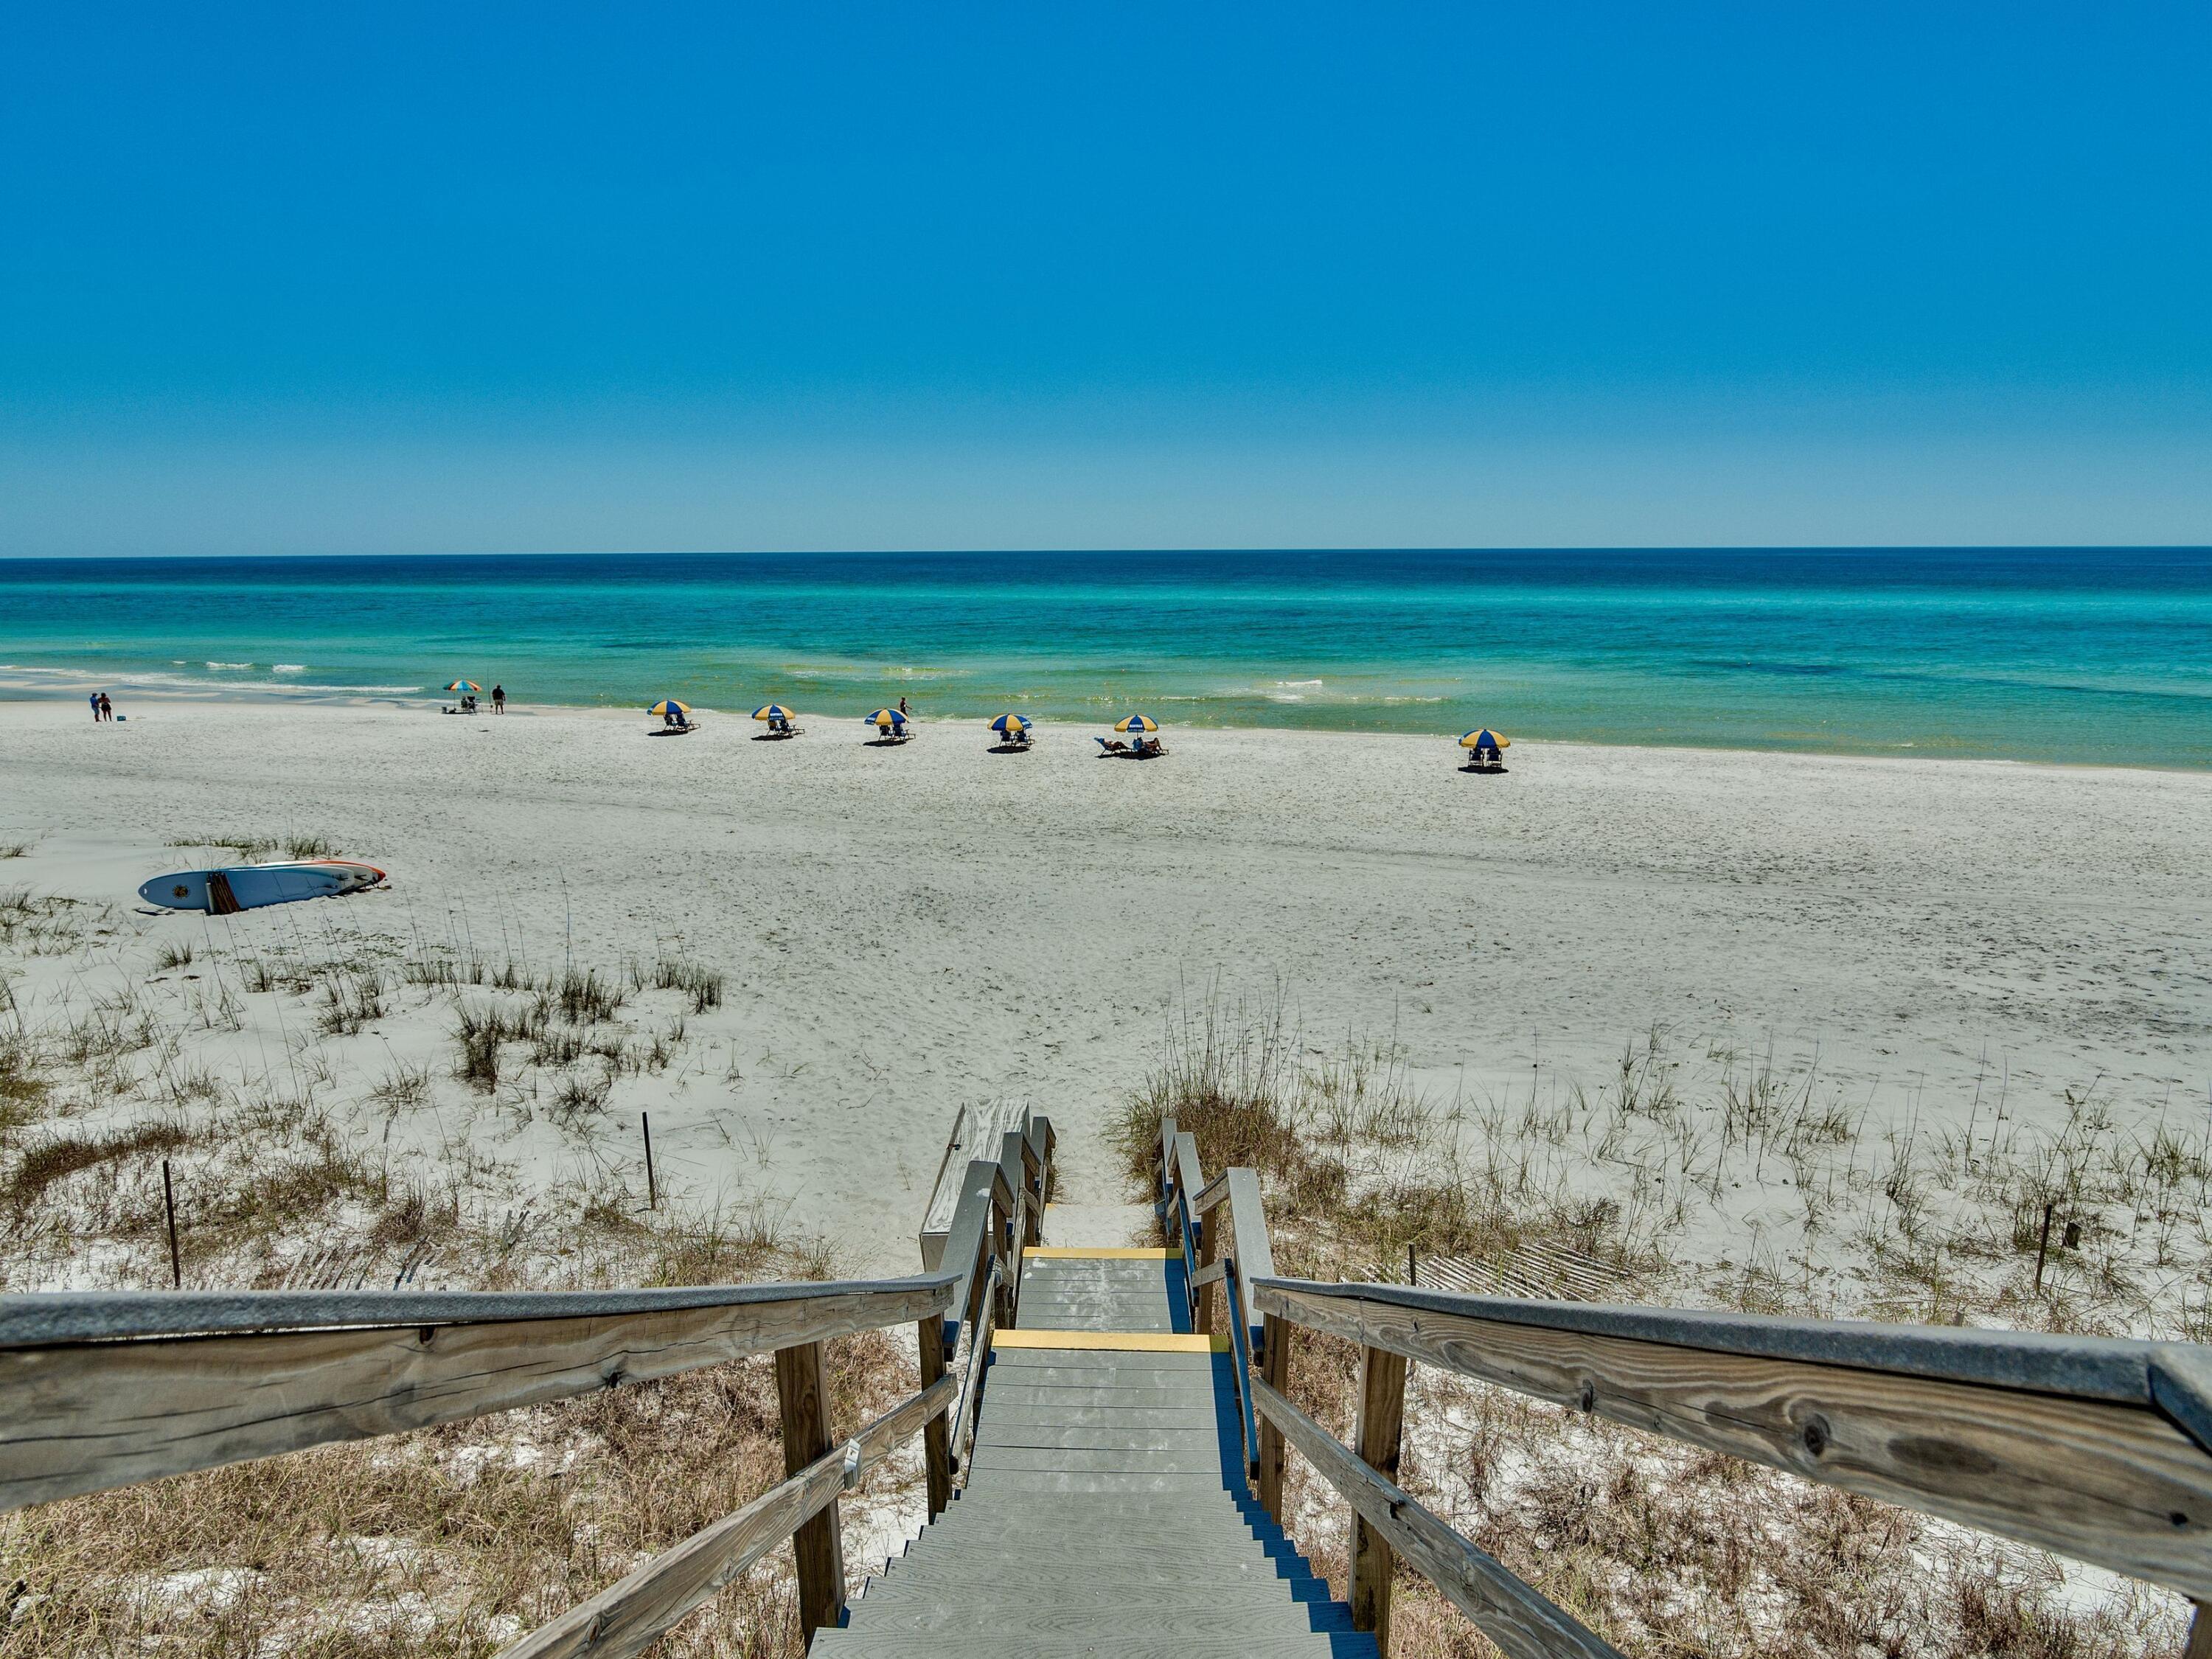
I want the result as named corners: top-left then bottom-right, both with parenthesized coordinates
top-left (3, 697), bottom-right (2208, 1275)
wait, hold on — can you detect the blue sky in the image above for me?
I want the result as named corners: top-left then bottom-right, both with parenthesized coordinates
top-left (2, 3), bottom-right (2207, 554)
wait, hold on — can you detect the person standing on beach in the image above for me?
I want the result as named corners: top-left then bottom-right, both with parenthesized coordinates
top-left (88, 693), bottom-right (100, 723)
top-left (98, 692), bottom-right (114, 722)
top-left (492, 684), bottom-right (505, 713)
top-left (897, 696), bottom-right (908, 717)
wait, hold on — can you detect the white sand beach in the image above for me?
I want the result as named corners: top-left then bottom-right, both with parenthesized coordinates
top-left (4, 695), bottom-right (2208, 1284)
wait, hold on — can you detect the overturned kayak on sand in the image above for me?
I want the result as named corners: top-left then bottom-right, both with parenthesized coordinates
top-left (138, 859), bottom-right (387, 914)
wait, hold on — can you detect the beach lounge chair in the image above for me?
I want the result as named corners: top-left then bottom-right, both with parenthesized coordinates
top-left (1095, 736), bottom-right (1130, 755)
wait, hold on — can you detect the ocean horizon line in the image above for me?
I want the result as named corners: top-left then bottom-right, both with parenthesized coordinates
top-left (6, 543), bottom-right (2211, 564)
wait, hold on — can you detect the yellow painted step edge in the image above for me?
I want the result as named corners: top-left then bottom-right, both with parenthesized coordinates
top-left (1023, 1246), bottom-right (1175, 1259)
top-left (995, 1329), bottom-right (1228, 1353)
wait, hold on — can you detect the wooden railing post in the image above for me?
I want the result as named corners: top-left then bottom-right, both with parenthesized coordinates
top-left (917, 1317), bottom-right (951, 1519)
top-left (1351, 1343), bottom-right (1409, 1646)
top-left (1020, 1137), bottom-right (1044, 1248)
top-left (1194, 1201), bottom-right (1220, 1335)
top-left (1258, 1311), bottom-right (1289, 1522)
top-left (998, 1130), bottom-right (1031, 1254)
top-left (774, 1341), bottom-right (844, 1646)
top-left (1028, 1114), bottom-right (1057, 1208)
top-left (990, 1184), bottom-right (1015, 1329)
top-left (1155, 1116), bottom-right (1178, 1246)
top-left (2188, 1602), bottom-right (2212, 1659)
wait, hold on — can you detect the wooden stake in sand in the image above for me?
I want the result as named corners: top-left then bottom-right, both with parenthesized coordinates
top-left (642, 1113), bottom-right (658, 1210)
top-left (161, 1161), bottom-right (181, 1289)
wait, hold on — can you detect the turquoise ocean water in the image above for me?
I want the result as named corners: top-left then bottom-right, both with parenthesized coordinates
top-left (2, 549), bottom-right (2208, 768)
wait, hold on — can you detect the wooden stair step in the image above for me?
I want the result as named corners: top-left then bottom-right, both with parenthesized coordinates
top-left (976, 1402), bottom-right (1231, 1427)
top-left (960, 1478), bottom-right (1256, 1504)
top-left (888, 1543), bottom-right (1314, 1579)
top-left (873, 1555), bottom-right (1324, 1593)
top-left (841, 1601), bottom-right (1357, 1638)
top-left (974, 1425), bottom-right (1228, 1453)
top-left (812, 1633), bottom-right (1381, 1658)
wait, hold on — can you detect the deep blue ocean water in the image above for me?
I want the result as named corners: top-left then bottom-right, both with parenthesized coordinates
top-left (3, 548), bottom-right (2208, 767)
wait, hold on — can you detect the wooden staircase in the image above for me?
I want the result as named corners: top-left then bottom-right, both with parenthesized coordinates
top-left (818, 1247), bottom-right (1378, 1656)
top-left (12, 1105), bottom-right (2212, 1659)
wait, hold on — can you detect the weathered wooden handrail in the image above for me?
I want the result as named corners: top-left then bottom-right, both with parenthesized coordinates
top-left (1220, 1259), bottom-right (1260, 1478)
top-left (1154, 1128), bottom-right (1604, 1649)
top-left (498, 1368), bottom-right (959, 1659)
top-left (1147, 1124), bottom-right (2212, 1653)
top-left (1217, 1166), bottom-right (1273, 1359)
top-left (1256, 1274), bottom-right (2212, 1651)
top-left (934, 1155), bottom-right (1010, 1359)
top-left (0, 1275), bottom-right (956, 1512)
top-left (1251, 1373), bottom-right (1620, 1659)
top-left (1150, 1121), bottom-right (1280, 1514)
top-left (0, 1102), bottom-right (1054, 1658)
top-left (950, 1253), bottom-right (1002, 1475)
top-left (1150, 1121), bottom-right (1271, 1365)
top-left (0, 1271), bottom-right (961, 1654)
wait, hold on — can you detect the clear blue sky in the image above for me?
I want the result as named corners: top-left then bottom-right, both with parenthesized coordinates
top-left (2, 3), bottom-right (2206, 554)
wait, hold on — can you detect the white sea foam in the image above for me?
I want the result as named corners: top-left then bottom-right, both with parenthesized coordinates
top-left (206, 661), bottom-right (251, 669)
top-left (273, 664), bottom-right (306, 673)
top-left (0, 663), bottom-right (422, 697)
top-left (1274, 678), bottom-right (1324, 687)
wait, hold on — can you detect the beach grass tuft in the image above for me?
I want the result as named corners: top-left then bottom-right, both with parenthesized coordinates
top-left (633, 953), bottom-right (727, 1013)
top-left (4, 1120), bottom-right (193, 1212)
top-left (538, 967), bottom-right (625, 1026)
top-left (313, 970), bottom-right (386, 1036)
top-left (164, 831), bottom-right (338, 862)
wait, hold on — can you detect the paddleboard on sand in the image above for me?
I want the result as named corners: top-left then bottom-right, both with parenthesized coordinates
top-left (139, 859), bottom-right (387, 914)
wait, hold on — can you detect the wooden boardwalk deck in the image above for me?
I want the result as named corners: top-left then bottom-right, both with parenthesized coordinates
top-left (819, 1247), bottom-right (1378, 1656)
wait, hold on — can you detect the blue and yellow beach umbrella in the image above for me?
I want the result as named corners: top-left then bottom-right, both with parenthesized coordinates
top-left (866, 708), bottom-right (910, 730)
top-left (445, 680), bottom-right (480, 694)
top-left (1114, 713), bottom-right (1160, 734)
top-left (647, 699), bottom-right (691, 717)
top-left (1458, 728), bottom-right (1510, 750)
top-left (752, 703), bottom-right (795, 721)
top-left (990, 713), bottom-right (1031, 735)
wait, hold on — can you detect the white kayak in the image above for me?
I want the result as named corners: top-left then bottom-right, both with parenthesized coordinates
top-left (139, 859), bottom-right (387, 914)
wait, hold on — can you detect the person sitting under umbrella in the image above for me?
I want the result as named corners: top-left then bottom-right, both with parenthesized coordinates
top-left (1458, 728), bottom-right (1510, 771)
top-left (752, 703), bottom-right (801, 737)
top-left (1115, 713), bottom-right (1164, 757)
